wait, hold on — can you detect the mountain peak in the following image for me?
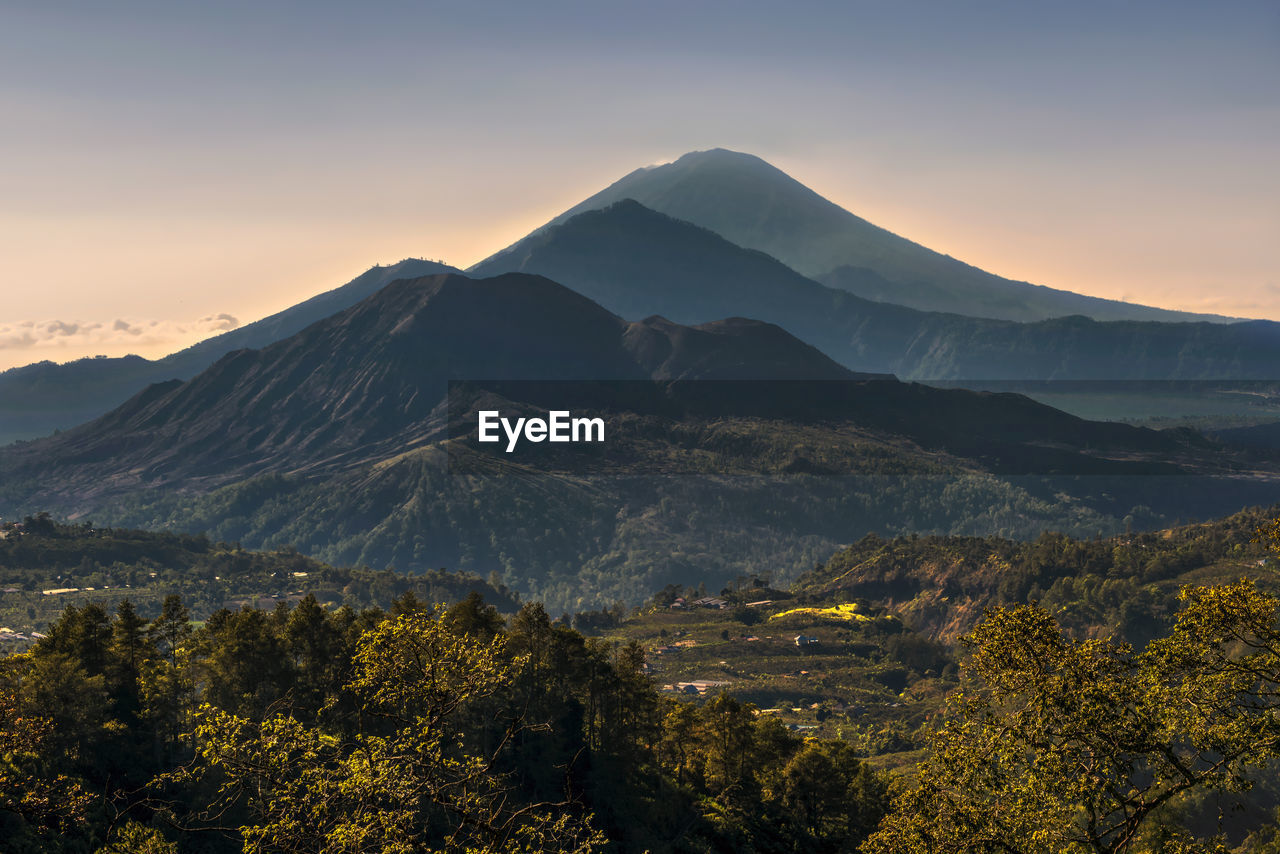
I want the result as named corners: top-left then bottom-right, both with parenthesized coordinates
top-left (472, 151), bottom-right (1237, 325)
top-left (670, 147), bottom-right (777, 169)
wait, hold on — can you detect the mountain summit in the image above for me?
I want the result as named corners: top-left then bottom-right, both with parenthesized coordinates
top-left (474, 148), bottom-right (1233, 324)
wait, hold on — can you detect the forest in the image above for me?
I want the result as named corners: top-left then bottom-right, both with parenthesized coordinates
top-left (2, 591), bottom-right (891, 853)
top-left (4, 512), bottom-right (1280, 852)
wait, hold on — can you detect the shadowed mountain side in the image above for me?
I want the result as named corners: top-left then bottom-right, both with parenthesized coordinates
top-left (0, 258), bottom-right (459, 445)
top-left (0, 268), bottom-right (1263, 514)
top-left (474, 148), bottom-right (1235, 324)
top-left (623, 316), bottom-right (888, 381)
top-left (442, 377), bottom-right (1212, 480)
top-left (162, 258), bottom-right (463, 374)
top-left (0, 273), bottom-right (869, 500)
top-left (469, 200), bottom-right (1280, 381)
top-left (1214, 421), bottom-right (1280, 452)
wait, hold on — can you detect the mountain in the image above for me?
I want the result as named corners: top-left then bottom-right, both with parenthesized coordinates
top-left (470, 200), bottom-right (1280, 381)
top-left (162, 258), bottom-right (463, 372)
top-left (474, 148), bottom-right (1235, 324)
top-left (1, 271), bottom-right (1273, 611)
top-left (0, 272), bottom-right (863, 498)
top-left (0, 258), bottom-right (459, 445)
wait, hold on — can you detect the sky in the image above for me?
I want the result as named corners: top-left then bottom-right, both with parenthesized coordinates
top-left (1, 0), bottom-right (1276, 370)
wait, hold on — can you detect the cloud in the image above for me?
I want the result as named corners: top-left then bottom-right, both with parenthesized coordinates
top-left (0, 313), bottom-right (240, 365)
top-left (1173, 295), bottom-right (1280, 321)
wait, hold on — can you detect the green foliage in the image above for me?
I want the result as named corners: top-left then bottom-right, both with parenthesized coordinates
top-left (648, 692), bottom-right (889, 852)
top-left (777, 740), bottom-right (888, 851)
top-left (10, 510), bottom-right (1280, 851)
top-left (1, 585), bottom-right (895, 853)
top-left (179, 611), bottom-right (603, 853)
top-left (0, 662), bottom-right (93, 852)
top-left (96, 822), bottom-right (179, 854)
top-left (865, 578), bottom-right (1280, 853)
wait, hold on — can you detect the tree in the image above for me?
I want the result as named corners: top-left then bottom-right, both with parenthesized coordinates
top-left (95, 821), bottom-right (179, 854)
top-left (140, 596), bottom-right (196, 760)
top-left (148, 595), bottom-right (191, 664)
top-left (0, 656), bottom-right (93, 851)
top-left (444, 590), bottom-right (505, 638)
top-left (864, 578), bottom-right (1280, 853)
top-left (38, 602), bottom-right (112, 677)
top-left (199, 607), bottom-right (291, 718)
top-left (176, 610), bottom-right (605, 853)
top-left (657, 699), bottom-right (703, 788)
top-left (697, 693), bottom-right (762, 805)
top-left (283, 593), bottom-right (345, 716)
top-left (775, 739), bottom-right (888, 852)
top-left (109, 599), bottom-right (153, 722)
top-left (14, 649), bottom-right (109, 762)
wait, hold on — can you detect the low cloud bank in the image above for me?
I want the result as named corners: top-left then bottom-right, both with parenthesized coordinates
top-left (0, 313), bottom-right (240, 368)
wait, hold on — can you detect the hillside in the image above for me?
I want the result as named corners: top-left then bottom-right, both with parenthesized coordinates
top-left (475, 148), bottom-right (1236, 324)
top-left (1216, 419), bottom-right (1280, 450)
top-left (791, 506), bottom-right (1280, 645)
top-left (0, 514), bottom-right (517, 641)
top-left (597, 506), bottom-right (1280, 754)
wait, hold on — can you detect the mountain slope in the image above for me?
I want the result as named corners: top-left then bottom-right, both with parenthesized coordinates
top-left (160, 258), bottom-right (462, 375)
top-left (470, 200), bottom-right (1280, 381)
top-left (0, 258), bottom-right (458, 445)
top-left (1214, 421), bottom-right (1280, 451)
top-left (1, 270), bottom-right (1274, 611)
top-left (474, 148), bottom-right (1234, 324)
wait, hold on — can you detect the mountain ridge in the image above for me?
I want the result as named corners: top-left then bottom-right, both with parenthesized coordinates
top-left (0, 258), bottom-right (459, 445)
top-left (474, 148), bottom-right (1237, 325)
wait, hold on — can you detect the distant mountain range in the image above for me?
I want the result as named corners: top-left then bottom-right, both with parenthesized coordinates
top-left (1, 149), bottom-right (1272, 450)
top-left (471, 200), bottom-right (1280, 381)
top-left (478, 148), bottom-right (1236, 324)
top-left (2, 272), bottom-right (1273, 609)
top-left (0, 259), bottom-right (456, 444)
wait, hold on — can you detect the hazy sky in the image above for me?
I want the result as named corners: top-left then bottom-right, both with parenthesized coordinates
top-left (1, 0), bottom-right (1276, 370)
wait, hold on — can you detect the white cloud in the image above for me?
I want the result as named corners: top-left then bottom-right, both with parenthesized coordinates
top-left (0, 313), bottom-right (240, 367)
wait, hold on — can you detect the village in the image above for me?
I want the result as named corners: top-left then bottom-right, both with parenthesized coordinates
top-left (600, 585), bottom-right (936, 748)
